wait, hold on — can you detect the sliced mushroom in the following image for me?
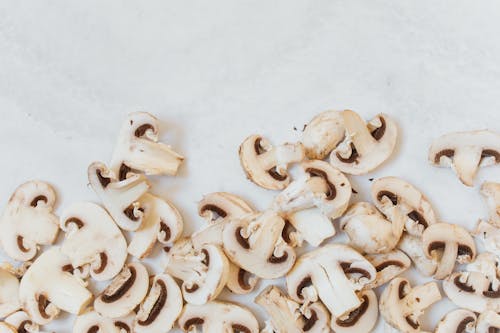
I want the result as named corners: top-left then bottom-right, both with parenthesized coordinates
top-left (397, 233), bottom-right (438, 276)
top-left (239, 134), bottom-right (304, 190)
top-left (198, 192), bottom-right (254, 224)
top-left (164, 238), bottom-right (228, 304)
top-left (0, 266), bottom-right (21, 318)
top-left (330, 289), bottom-right (378, 333)
top-left (19, 247), bottom-right (93, 324)
top-left (473, 220), bottom-right (500, 257)
top-left (365, 250), bottom-right (411, 288)
top-left (283, 207), bottom-right (336, 247)
top-left (0, 181), bottom-right (59, 261)
top-left (178, 301), bottom-right (259, 333)
top-left (128, 193), bottom-right (183, 259)
top-left (110, 112), bottom-right (184, 178)
top-left (422, 223), bottom-right (476, 279)
top-left (435, 309), bottom-right (476, 333)
top-left (428, 130), bottom-right (500, 186)
top-left (302, 110), bottom-right (345, 160)
top-left (60, 202), bottom-right (127, 281)
top-left (476, 310), bottom-right (500, 333)
top-left (94, 262), bottom-right (149, 318)
top-left (329, 110), bottom-right (397, 175)
top-left (286, 244), bottom-right (375, 318)
top-left (4, 310), bottom-right (53, 333)
top-left (380, 277), bottom-right (441, 333)
top-left (482, 181), bottom-right (500, 227)
top-left (73, 308), bottom-right (134, 333)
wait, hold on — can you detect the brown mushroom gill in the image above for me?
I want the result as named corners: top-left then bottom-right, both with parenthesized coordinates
top-left (238, 268), bottom-right (252, 290)
top-left (30, 195), bottom-right (48, 207)
top-left (96, 169), bottom-right (111, 188)
top-left (118, 164), bottom-right (132, 181)
top-left (114, 321), bottom-right (131, 333)
top-left (64, 217), bottom-right (84, 229)
top-left (267, 166), bottom-right (288, 181)
top-left (488, 327), bottom-right (499, 333)
top-left (134, 124), bottom-right (155, 138)
top-left (336, 295), bottom-right (369, 327)
top-left (335, 143), bottom-right (359, 164)
top-left (453, 275), bottom-right (475, 293)
top-left (201, 249), bottom-right (210, 267)
top-left (17, 235), bottom-right (30, 253)
top-left (340, 262), bottom-right (371, 280)
top-left (405, 316), bottom-right (419, 330)
top-left (17, 320), bottom-right (32, 333)
top-left (159, 222), bottom-right (171, 242)
top-left (370, 117), bottom-right (386, 141)
top-left (434, 149), bottom-right (455, 163)
top-left (305, 167), bottom-right (336, 200)
top-left (200, 204), bottom-right (227, 220)
top-left (302, 310), bottom-right (318, 331)
top-left (481, 149), bottom-right (500, 163)
top-left (137, 280), bottom-right (167, 326)
top-left (483, 283), bottom-right (500, 298)
top-left (232, 324), bottom-right (251, 333)
top-left (87, 326), bottom-right (99, 333)
top-left (281, 220), bottom-right (296, 244)
top-left (375, 260), bottom-right (404, 272)
top-left (457, 245), bottom-right (474, 258)
top-left (185, 284), bottom-right (200, 293)
top-left (101, 266), bottom-right (137, 303)
top-left (184, 317), bottom-right (204, 330)
top-left (123, 205), bottom-right (143, 222)
top-left (37, 294), bottom-right (51, 319)
top-left (235, 227), bottom-right (250, 249)
top-left (456, 317), bottom-right (475, 333)
top-left (376, 191), bottom-right (398, 205)
top-left (253, 137), bottom-right (266, 155)
top-left (297, 277), bottom-right (313, 300)
top-left (93, 252), bottom-right (108, 274)
top-left (407, 210), bottom-right (428, 228)
top-left (267, 251), bottom-right (288, 264)
top-left (428, 241), bottom-right (445, 253)
top-left (398, 280), bottom-right (408, 299)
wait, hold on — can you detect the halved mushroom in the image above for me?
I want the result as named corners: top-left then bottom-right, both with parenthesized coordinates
top-left (94, 262), bottom-right (149, 318)
top-left (429, 130), bottom-right (500, 186)
top-left (422, 223), bottom-right (476, 279)
top-left (0, 181), bottom-right (59, 261)
top-left (73, 308), bottom-right (134, 333)
top-left (476, 310), bottom-right (500, 333)
top-left (198, 192), bottom-right (254, 224)
top-left (60, 202), bottom-right (127, 281)
top-left (302, 110), bottom-right (345, 160)
top-left (4, 310), bottom-right (53, 333)
top-left (134, 274), bottom-right (182, 333)
top-left (380, 277), bottom-right (441, 333)
top-left (0, 266), bottom-right (21, 318)
top-left (88, 162), bottom-right (149, 231)
top-left (110, 112), bottom-right (184, 178)
top-left (178, 301), bottom-right (259, 333)
top-left (239, 134), bottom-right (304, 190)
top-left (435, 309), bottom-right (476, 333)
top-left (163, 238), bottom-right (228, 304)
top-left (330, 289), bottom-right (378, 333)
top-left (19, 247), bottom-right (93, 324)
top-left (482, 181), bottom-right (500, 227)
top-left (329, 110), bottom-right (397, 175)
top-left (255, 285), bottom-right (330, 333)
top-left (128, 193), bottom-right (183, 259)
top-left (286, 244), bottom-right (375, 318)
top-left (365, 250), bottom-right (411, 288)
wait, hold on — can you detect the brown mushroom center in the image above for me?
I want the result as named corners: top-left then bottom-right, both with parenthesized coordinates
top-left (377, 191), bottom-right (398, 205)
top-left (370, 117), bottom-right (386, 140)
top-left (118, 164), bottom-right (132, 181)
top-left (253, 137), bottom-right (266, 155)
top-left (101, 266), bottom-right (137, 303)
top-left (336, 143), bottom-right (359, 163)
top-left (135, 124), bottom-right (155, 137)
top-left (238, 268), bottom-right (252, 290)
top-left (268, 251), bottom-right (288, 264)
top-left (281, 220), bottom-right (296, 245)
top-left (114, 321), bottom-right (131, 333)
top-left (37, 294), bottom-right (51, 319)
top-left (428, 241), bottom-right (445, 254)
top-left (398, 280), bottom-right (408, 299)
top-left (457, 245), bottom-right (474, 258)
top-left (87, 326), bottom-right (99, 333)
top-left (305, 167), bottom-right (336, 200)
top-left (232, 324), bottom-right (251, 333)
top-left (159, 221), bottom-right (171, 242)
top-left (96, 169), bottom-right (111, 188)
top-left (185, 284), bottom-right (200, 293)
top-left (65, 217), bottom-right (84, 229)
top-left (434, 149), bottom-right (455, 163)
top-left (184, 317), bottom-right (204, 331)
top-left (483, 282), bottom-right (500, 298)
top-left (200, 204), bottom-right (227, 220)
top-left (340, 262), bottom-right (371, 280)
top-left (336, 295), bottom-right (369, 327)
top-left (17, 320), bottom-right (32, 333)
top-left (30, 195), bottom-right (48, 207)
top-left (375, 260), bottom-right (404, 272)
top-left (123, 205), bottom-right (143, 222)
top-left (93, 252), bottom-right (108, 274)
top-left (17, 235), bottom-right (30, 253)
top-left (302, 310), bottom-right (318, 331)
top-left (201, 249), bottom-right (210, 266)
top-left (235, 227), bottom-right (250, 249)
top-left (456, 316), bottom-right (475, 333)
top-left (407, 210), bottom-right (428, 229)
top-left (481, 149), bottom-right (500, 163)
top-left (453, 275), bottom-right (475, 293)
top-left (297, 277), bottom-right (313, 300)
top-left (405, 316), bottom-right (419, 329)
top-left (138, 280), bottom-right (167, 326)
top-left (487, 327), bottom-right (498, 333)
top-left (268, 166), bottom-right (288, 181)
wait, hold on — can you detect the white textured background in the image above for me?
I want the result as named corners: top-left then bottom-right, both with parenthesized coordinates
top-left (1, 1), bottom-right (500, 332)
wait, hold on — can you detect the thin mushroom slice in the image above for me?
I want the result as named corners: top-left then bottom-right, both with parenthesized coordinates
top-left (397, 233), bottom-right (438, 276)
top-left (198, 192), bottom-right (254, 224)
top-left (365, 250), bottom-right (411, 288)
top-left (0, 181), bottom-right (59, 261)
top-left (178, 301), bottom-right (259, 333)
top-left (239, 134), bottom-right (305, 190)
top-left (73, 308), bottom-right (134, 333)
top-left (329, 110), bottom-right (398, 175)
top-left (4, 310), bottom-right (52, 333)
top-left (481, 181), bottom-right (500, 227)
top-left (435, 309), bottom-right (476, 333)
top-left (428, 130), bottom-right (500, 186)
top-left (302, 110), bottom-right (345, 160)
top-left (110, 112), bottom-right (184, 178)
top-left (330, 289), bottom-right (378, 333)
top-left (0, 265), bottom-right (21, 318)
top-left (476, 310), bottom-right (500, 333)
top-left (94, 262), bottom-right (149, 318)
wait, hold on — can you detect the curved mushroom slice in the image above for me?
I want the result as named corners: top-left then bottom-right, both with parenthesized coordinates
top-left (476, 310), bottom-right (500, 333)
top-left (198, 192), bottom-right (254, 224)
top-left (365, 250), bottom-right (411, 288)
top-left (422, 223), bottom-right (476, 279)
top-left (429, 130), bottom-right (500, 186)
top-left (286, 244), bottom-right (376, 318)
top-left (330, 289), bottom-right (378, 333)
top-left (482, 182), bottom-right (500, 226)
top-left (110, 112), bottom-right (184, 178)
top-left (0, 266), bottom-right (21, 318)
top-left (94, 262), bottom-right (149, 318)
top-left (178, 301), bottom-right (259, 333)
top-left (222, 211), bottom-right (296, 279)
top-left (329, 110), bottom-right (397, 175)
top-left (302, 110), bottom-right (345, 160)
top-left (4, 310), bottom-right (53, 333)
top-left (60, 202), bottom-right (127, 281)
top-left (380, 277), bottom-right (441, 333)
top-left (88, 162), bottom-right (149, 231)
top-left (134, 274), bottom-right (182, 333)
top-left (0, 181), bottom-right (59, 261)
top-left (19, 247), bottom-right (92, 325)
top-left (128, 193), bottom-right (183, 259)
top-left (73, 309), bottom-right (134, 333)
top-left (397, 234), bottom-right (437, 276)
top-left (435, 309), bottom-right (476, 333)
top-left (164, 238), bottom-right (228, 304)
top-left (239, 134), bottom-right (304, 190)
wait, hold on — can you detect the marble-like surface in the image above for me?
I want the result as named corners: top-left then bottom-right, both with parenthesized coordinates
top-left (0, 1), bottom-right (499, 332)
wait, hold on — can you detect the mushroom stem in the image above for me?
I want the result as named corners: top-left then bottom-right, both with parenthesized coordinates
top-left (452, 146), bottom-right (482, 186)
top-left (434, 242), bottom-right (458, 280)
top-left (342, 110), bottom-right (376, 155)
top-left (403, 282), bottom-right (441, 316)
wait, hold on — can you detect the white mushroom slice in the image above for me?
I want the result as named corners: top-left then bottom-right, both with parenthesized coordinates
top-left (134, 274), bottom-right (182, 333)
top-left (397, 234), bottom-right (438, 276)
top-left (428, 130), bottom-right (500, 186)
top-left (222, 211), bottom-right (296, 279)
top-left (4, 310), bottom-right (53, 333)
top-left (365, 250), bottom-right (411, 288)
top-left (0, 266), bottom-right (21, 318)
top-left (329, 110), bottom-right (397, 175)
top-left (94, 262), bottom-right (149, 318)
top-left (60, 202), bottom-right (127, 281)
top-left (482, 181), bottom-right (500, 226)
top-left (302, 110), bottom-right (345, 160)
top-left (110, 112), bottom-right (184, 178)
top-left (330, 289), bottom-right (378, 333)
top-left (422, 223), bottom-right (476, 279)
top-left (380, 277), bottom-right (441, 333)
top-left (178, 301), bottom-right (259, 333)
top-left (476, 310), bottom-right (500, 333)
top-left (73, 309), bottom-right (134, 333)
top-left (473, 220), bottom-right (500, 257)
top-left (286, 244), bottom-right (376, 318)
top-left (164, 238), bottom-right (228, 304)
top-left (128, 193), bottom-right (183, 259)
top-left (0, 181), bottom-right (59, 261)
top-left (435, 309), bottom-right (476, 333)
top-left (19, 247), bottom-right (92, 325)
top-left (239, 135), bottom-right (305, 190)
top-left (198, 192), bottom-right (254, 224)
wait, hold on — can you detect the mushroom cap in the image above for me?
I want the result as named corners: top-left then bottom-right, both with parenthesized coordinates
top-left (397, 233), bottom-right (438, 276)
top-left (73, 308), bottom-right (134, 333)
top-left (94, 262), bottom-right (149, 318)
top-left (481, 181), bottom-right (500, 227)
top-left (435, 309), bottom-right (476, 333)
top-left (302, 110), bottom-right (345, 160)
top-left (0, 267), bottom-right (21, 318)
top-left (0, 181), bottom-right (59, 261)
top-left (60, 202), bottom-right (128, 281)
top-left (330, 289), bottom-right (378, 333)
top-left (178, 301), bottom-right (259, 333)
top-left (476, 310), bottom-right (500, 333)
top-left (365, 250), bottom-right (411, 288)
top-left (19, 247), bottom-right (93, 325)
top-left (198, 192), bottom-right (254, 224)
top-left (329, 111), bottom-right (398, 175)
top-left (428, 130), bottom-right (500, 186)
top-left (239, 135), bottom-right (304, 190)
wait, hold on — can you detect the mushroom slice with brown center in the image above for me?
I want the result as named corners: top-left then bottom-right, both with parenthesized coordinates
top-left (110, 112), bottom-right (184, 178)
top-left (481, 181), bottom-right (500, 227)
top-left (330, 289), bottom-right (378, 333)
top-left (19, 247), bottom-right (93, 325)
top-left (0, 181), bottom-right (59, 261)
top-left (428, 130), bottom-right (500, 186)
top-left (0, 266), bottom-right (21, 318)
top-left (422, 222), bottom-right (476, 279)
top-left (435, 309), bottom-right (476, 333)
top-left (73, 308), bottom-right (134, 333)
top-left (198, 192), bottom-right (254, 224)
top-left (239, 134), bottom-right (305, 190)
top-left (476, 310), bottom-right (500, 333)
top-left (94, 262), bottom-right (149, 318)
top-left (329, 110), bottom-right (397, 175)
top-left (380, 277), bottom-right (441, 333)
top-left (60, 202), bottom-right (127, 281)
top-left (286, 244), bottom-right (375, 318)
top-left (397, 233), bottom-right (438, 277)
top-left (4, 310), bottom-right (51, 333)
top-left (178, 301), bottom-right (259, 333)
top-left (365, 250), bottom-right (411, 288)
top-left (302, 110), bottom-right (345, 160)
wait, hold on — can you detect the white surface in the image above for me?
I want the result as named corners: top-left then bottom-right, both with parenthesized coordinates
top-left (0, 1), bottom-right (500, 332)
